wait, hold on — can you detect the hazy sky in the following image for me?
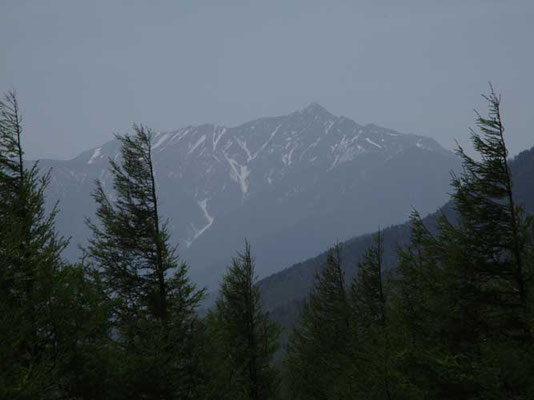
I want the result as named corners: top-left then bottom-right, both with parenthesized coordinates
top-left (1, 0), bottom-right (533, 160)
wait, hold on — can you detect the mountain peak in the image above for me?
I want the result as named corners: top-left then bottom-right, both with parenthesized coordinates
top-left (297, 102), bottom-right (333, 118)
top-left (41, 101), bottom-right (458, 287)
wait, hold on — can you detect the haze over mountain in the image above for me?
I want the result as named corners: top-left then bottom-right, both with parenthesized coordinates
top-left (40, 103), bottom-right (459, 288)
top-left (3, 1), bottom-right (533, 161)
top-left (259, 145), bottom-right (534, 337)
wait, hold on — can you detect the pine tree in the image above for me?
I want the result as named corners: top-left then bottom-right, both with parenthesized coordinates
top-left (286, 244), bottom-right (351, 400)
top-left (0, 91), bottom-right (69, 397)
top-left (205, 241), bottom-right (279, 400)
top-left (86, 125), bottom-right (205, 399)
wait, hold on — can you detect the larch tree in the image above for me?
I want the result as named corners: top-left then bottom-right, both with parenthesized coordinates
top-left (205, 241), bottom-right (279, 400)
top-left (393, 86), bottom-right (534, 399)
top-left (286, 244), bottom-right (351, 400)
top-left (346, 230), bottom-right (394, 400)
top-left (0, 91), bottom-right (68, 398)
top-left (86, 125), bottom-right (205, 399)
top-left (446, 86), bottom-right (534, 397)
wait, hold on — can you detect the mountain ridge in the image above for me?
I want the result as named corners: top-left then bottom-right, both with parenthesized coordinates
top-left (39, 103), bottom-right (460, 288)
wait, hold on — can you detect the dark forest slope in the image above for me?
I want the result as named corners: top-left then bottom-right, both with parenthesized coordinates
top-left (259, 146), bottom-right (534, 336)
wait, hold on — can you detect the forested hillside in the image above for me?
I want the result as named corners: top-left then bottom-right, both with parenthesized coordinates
top-left (260, 145), bottom-right (534, 338)
top-left (282, 90), bottom-right (534, 399)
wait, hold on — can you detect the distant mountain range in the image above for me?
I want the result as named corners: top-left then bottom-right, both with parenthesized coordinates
top-left (258, 146), bottom-right (534, 339)
top-left (40, 103), bottom-right (460, 289)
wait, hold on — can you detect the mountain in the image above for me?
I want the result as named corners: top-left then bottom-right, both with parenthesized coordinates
top-left (41, 103), bottom-right (459, 288)
top-left (258, 146), bottom-right (534, 338)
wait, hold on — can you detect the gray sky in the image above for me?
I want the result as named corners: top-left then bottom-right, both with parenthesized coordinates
top-left (1, 0), bottom-right (533, 160)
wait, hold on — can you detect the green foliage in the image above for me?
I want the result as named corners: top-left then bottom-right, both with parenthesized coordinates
top-left (86, 125), bottom-right (205, 399)
top-left (392, 86), bottom-right (534, 399)
top-left (0, 91), bottom-right (115, 399)
top-left (286, 244), bottom-right (352, 400)
top-left (51, 265), bottom-right (119, 399)
top-left (351, 230), bottom-right (387, 330)
top-left (0, 91), bottom-right (67, 398)
top-left (3, 85), bottom-right (534, 400)
top-left (286, 87), bottom-right (534, 399)
top-left (344, 230), bottom-right (397, 400)
top-left (205, 241), bottom-right (279, 400)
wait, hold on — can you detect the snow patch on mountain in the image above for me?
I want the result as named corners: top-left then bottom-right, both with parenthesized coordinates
top-left (366, 137), bottom-right (382, 149)
top-left (152, 133), bottom-right (172, 150)
top-left (236, 138), bottom-right (253, 162)
top-left (253, 124), bottom-right (282, 160)
top-left (88, 147), bottom-right (102, 164)
top-left (192, 198), bottom-right (214, 241)
top-left (282, 147), bottom-right (295, 166)
top-left (189, 134), bottom-right (206, 154)
top-left (224, 154), bottom-right (251, 194)
top-left (169, 128), bottom-right (191, 145)
top-left (213, 127), bottom-right (226, 150)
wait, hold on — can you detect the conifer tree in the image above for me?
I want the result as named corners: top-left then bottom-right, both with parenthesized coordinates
top-left (50, 263), bottom-right (119, 399)
top-left (0, 91), bottom-right (115, 399)
top-left (346, 230), bottom-right (394, 400)
top-left (86, 125), bottom-right (205, 399)
top-left (451, 86), bottom-right (531, 336)
top-left (0, 91), bottom-right (69, 397)
top-left (448, 86), bottom-right (534, 397)
top-left (393, 213), bottom-right (464, 399)
top-left (205, 241), bottom-right (279, 400)
top-left (286, 244), bottom-right (351, 400)
top-left (394, 87), bottom-right (534, 399)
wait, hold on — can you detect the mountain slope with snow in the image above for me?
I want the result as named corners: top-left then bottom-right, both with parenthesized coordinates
top-left (41, 104), bottom-right (459, 288)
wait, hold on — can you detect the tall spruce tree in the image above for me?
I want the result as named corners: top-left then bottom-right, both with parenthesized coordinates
top-left (86, 125), bottom-right (204, 399)
top-left (0, 91), bottom-right (69, 397)
top-left (286, 244), bottom-right (352, 400)
top-left (205, 241), bottom-right (279, 400)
